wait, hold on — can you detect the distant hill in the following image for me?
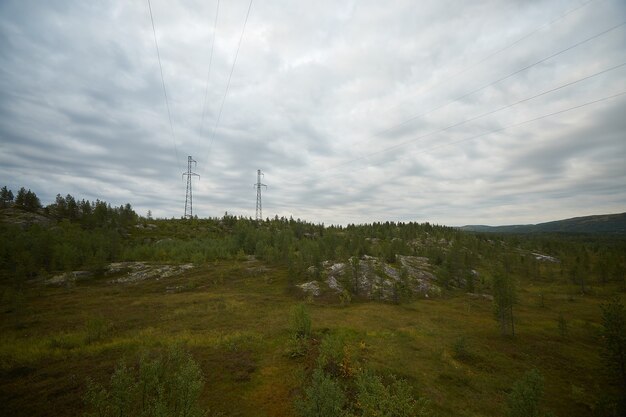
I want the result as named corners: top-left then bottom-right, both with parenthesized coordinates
top-left (460, 212), bottom-right (626, 234)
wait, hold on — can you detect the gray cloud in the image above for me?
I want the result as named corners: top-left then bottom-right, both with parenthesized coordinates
top-left (0, 0), bottom-right (625, 225)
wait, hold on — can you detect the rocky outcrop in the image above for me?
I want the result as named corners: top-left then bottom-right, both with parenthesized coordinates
top-left (45, 262), bottom-right (195, 286)
top-left (298, 281), bottom-right (321, 297)
top-left (46, 270), bottom-right (94, 285)
top-left (531, 252), bottom-right (560, 263)
top-left (107, 262), bottom-right (194, 283)
top-left (298, 255), bottom-right (441, 301)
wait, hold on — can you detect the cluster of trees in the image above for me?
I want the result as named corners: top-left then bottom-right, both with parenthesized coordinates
top-left (1, 186), bottom-right (41, 211)
top-left (2, 185), bottom-right (625, 299)
top-left (0, 186), bottom-right (137, 281)
top-left (48, 193), bottom-right (137, 229)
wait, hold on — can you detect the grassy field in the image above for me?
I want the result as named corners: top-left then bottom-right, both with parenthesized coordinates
top-left (0, 257), bottom-right (620, 417)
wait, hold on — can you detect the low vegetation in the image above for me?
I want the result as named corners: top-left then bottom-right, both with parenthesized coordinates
top-left (1, 185), bottom-right (625, 416)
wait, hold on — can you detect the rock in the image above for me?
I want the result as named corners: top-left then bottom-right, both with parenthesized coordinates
top-left (531, 252), bottom-right (560, 263)
top-left (0, 207), bottom-right (54, 228)
top-left (327, 275), bottom-right (343, 293)
top-left (298, 281), bottom-right (320, 296)
top-left (107, 262), bottom-right (194, 284)
top-left (310, 255), bottom-right (441, 301)
top-left (467, 292), bottom-right (494, 301)
top-left (46, 270), bottom-right (94, 286)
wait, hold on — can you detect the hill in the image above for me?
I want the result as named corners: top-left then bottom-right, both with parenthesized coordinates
top-left (460, 212), bottom-right (626, 234)
top-left (2, 189), bottom-right (626, 417)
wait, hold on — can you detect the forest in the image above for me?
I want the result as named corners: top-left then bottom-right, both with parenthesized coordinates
top-left (0, 185), bottom-right (625, 417)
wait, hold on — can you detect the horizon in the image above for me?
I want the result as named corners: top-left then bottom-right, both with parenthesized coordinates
top-left (3, 184), bottom-right (624, 229)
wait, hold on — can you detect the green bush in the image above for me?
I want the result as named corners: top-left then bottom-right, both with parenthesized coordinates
top-left (83, 345), bottom-right (205, 417)
top-left (506, 368), bottom-right (553, 417)
top-left (291, 304), bottom-right (312, 339)
top-left (452, 336), bottom-right (472, 361)
top-left (296, 368), bottom-right (346, 417)
top-left (317, 331), bottom-right (353, 378)
top-left (353, 370), bottom-right (431, 417)
top-left (85, 317), bottom-right (111, 344)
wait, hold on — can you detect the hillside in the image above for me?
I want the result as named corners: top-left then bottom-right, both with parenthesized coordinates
top-left (460, 212), bottom-right (626, 234)
top-left (1, 198), bottom-right (626, 417)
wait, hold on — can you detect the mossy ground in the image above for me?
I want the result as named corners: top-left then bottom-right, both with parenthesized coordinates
top-left (0, 259), bottom-right (620, 417)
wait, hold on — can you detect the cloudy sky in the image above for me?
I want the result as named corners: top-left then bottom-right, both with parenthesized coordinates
top-left (1, 0), bottom-right (625, 226)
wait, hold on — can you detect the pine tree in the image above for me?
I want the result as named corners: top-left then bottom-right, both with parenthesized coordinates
top-left (600, 296), bottom-right (626, 391)
top-left (492, 272), bottom-right (517, 336)
top-left (0, 186), bottom-right (14, 208)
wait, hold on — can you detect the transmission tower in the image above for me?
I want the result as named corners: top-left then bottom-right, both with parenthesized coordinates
top-left (254, 169), bottom-right (267, 221)
top-left (183, 156), bottom-right (200, 219)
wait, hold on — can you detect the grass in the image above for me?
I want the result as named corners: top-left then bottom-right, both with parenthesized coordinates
top-left (0, 259), bottom-right (621, 417)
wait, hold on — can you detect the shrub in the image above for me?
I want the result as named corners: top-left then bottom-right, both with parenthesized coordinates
top-left (291, 304), bottom-right (312, 339)
top-left (85, 317), bottom-right (111, 344)
top-left (287, 304), bottom-right (313, 358)
top-left (83, 345), bottom-right (205, 417)
top-left (296, 368), bottom-right (346, 417)
top-left (506, 369), bottom-right (553, 417)
top-left (317, 331), bottom-right (356, 378)
top-left (339, 289), bottom-right (351, 307)
top-left (600, 296), bottom-right (626, 388)
top-left (452, 336), bottom-right (471, 361)
top-left (354, 370), bottom-right (431, 417)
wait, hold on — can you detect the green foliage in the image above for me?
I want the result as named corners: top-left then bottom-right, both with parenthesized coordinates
top-left (339, 289), bottom-right (352, 306)
top-left (287, 304), bottom-right (313, 358)
top-left (452, 336), bottom-right (472, 361)
top-left (353, 370), bottom-right (431, 417)
top-left (492, 273), bottom-right (517, 336)
top-left (0, 221), bottom-right (121, 279)
top-left (350, 256), bottom-right (361, 295)
top-left (0, 188), bottom-right (138, 281)
top-left (14, 187), bottom-right (41, 211)
top-left (291, 304), bottom-right (312, 340)
top-left (296, 367), bottom-right (346, 417)
top-left (506, 369), bottom-right (552, 417)
top-left (600, 296), bottom-right (626, 389)
top-left (83, 345), bottom-right (205, 417)
top-left (85, 317), bottom-right (112, 344)
top-left (317, 331), bottom-right (354, 378)
top-left (0, 186), bottom-right (14, 208)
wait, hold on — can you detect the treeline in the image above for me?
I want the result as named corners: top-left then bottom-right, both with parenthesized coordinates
top-left (126, 215), bottom-right (467, 283)
top-left (0, 186), bottom-right (137, 281)
top-left (2, 184), bottom-right (625, 292)
top-left (127, 215), bottom-right (626, 292)
top-left (48, 193), bottom-right (137, 229)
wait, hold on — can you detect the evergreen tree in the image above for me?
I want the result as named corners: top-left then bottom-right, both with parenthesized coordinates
top-left (0, 186), bottom-right (14, 208)
top-left (506, 369), bottom-right (553, 417)
top-left (15, 187), bottom-right (41, 211)
top-left (600, 296), bottom-right (626, 392)
top-left (492, 272), bottom-right (517, 336)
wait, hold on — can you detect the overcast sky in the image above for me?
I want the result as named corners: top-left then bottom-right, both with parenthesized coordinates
top-left (1, 0), bottom-right (625, 226)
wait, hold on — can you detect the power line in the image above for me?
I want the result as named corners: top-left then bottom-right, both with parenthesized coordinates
top-left (374, 20), bottom-right (625, 139)
top-left (311, 90), bottom-right (626, 185)
top-left (199, 0), bottom-right (221, 136)
top-left (377, 0), bottom-right (600, 118)
top-left (205, 0), bottom-right (254, 162)
top-left (411, 91), bottom-right (626, 161)
top-left (321, 61), bottom-right (626, 174)
top-left (147, 0), bottom-right (181, 172)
